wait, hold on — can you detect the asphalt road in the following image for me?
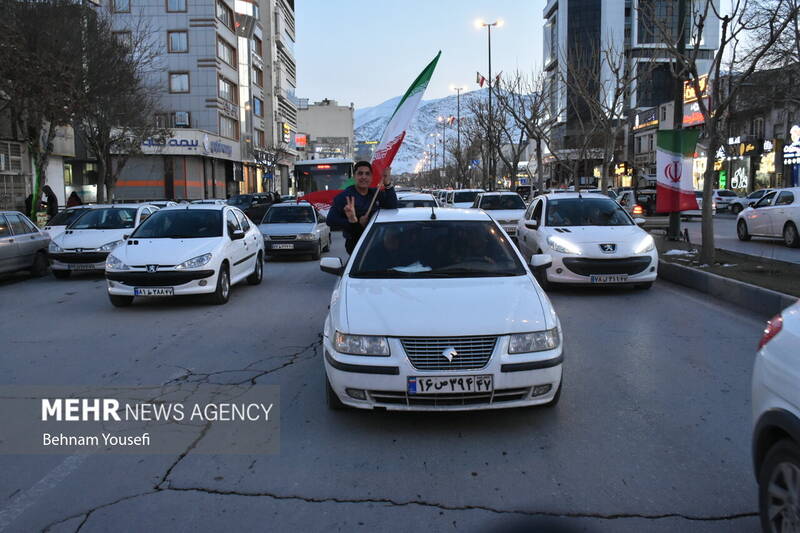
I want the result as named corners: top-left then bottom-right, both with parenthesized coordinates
top-left (682, 214), bottom-right (800, 264)
top-left (0, 236), bottom-right (766, 532)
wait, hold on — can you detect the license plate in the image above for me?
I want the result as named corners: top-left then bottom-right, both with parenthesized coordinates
top-left (407, 375), bottom-right (493, 395)
top-left (590, 274), bottom-right (628, 283)
top-left (134, 287), bottom-right (174, 296)
top-left (68, 264), bottom-right (97, 270)
top-left (502, 226), bottom-right (516, 233)
top-left (272, 243), bottom-right (294, 250)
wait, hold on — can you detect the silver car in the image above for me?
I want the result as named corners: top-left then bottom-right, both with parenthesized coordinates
top-left (258, 202), bottom-right (331, 260)
top-left (0, 211), bottom-right (50, 276)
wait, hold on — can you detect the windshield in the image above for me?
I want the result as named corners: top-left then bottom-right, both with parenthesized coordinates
top-left (546, 198), bottom-right (633, 227)
top-left (350, 221), bottom-right (526, 279)
top-left (397, 199), bottom-right (437, 208)
top-left (49, 208), bottom-right (88, 227)
top-left (227, 194), bottom-right (252, 206)
top-left (131, 209), bottom-right (222, 238)
top-left (262, 206), bottom-right (315, 224)
top-left (454, 191), bottom-right (480, 203)
top-left (479, 195), bottom-right (525, 210)
top-left (68, 208), bottom-right (137, 230)
top-left (717, 190), bottom-right (738, 197)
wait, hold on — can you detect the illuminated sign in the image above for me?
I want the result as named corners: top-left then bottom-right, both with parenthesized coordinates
top-left (363, 140), bottom-right (378, 145)
top-left (633, 109), bottom-right (658, 131)
top-left (683, 99), bottom-right (708, 127)
top-left (315, 164), bottom-right (332, 169)
top-left (784, 125), bottom-right (800, 165)
top-left (295, 134), bottom-right (307, 148)
top-left (281, 123), bottom-right (292, 144)
top-left (683, 75), bottom-right (709, 103)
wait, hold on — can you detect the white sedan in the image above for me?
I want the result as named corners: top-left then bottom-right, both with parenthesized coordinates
top-left (259, 202), bottom-right (331, 260)
top-left (472, 192), bottom-right (527, 239)
top-left (49, 204), bottom-right (157, 278)
top-left (105, 204), bottom-right (264, 306)
top-left (396, 192), bottom-right (439, 208)
top-left (752, 301), bottom-right (800, 531)
top-left (319, 208), bottom-right (563, 411)
top-left (516, 192), bottom-right (658, 289)
top-left (737, 187), bottom-right (800, 247)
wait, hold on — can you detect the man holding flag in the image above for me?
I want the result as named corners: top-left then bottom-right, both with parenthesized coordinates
top-left (326, 161), bottom-right (397, 254)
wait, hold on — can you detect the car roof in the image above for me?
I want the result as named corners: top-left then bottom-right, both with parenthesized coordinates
top-left (397, 193), bottom-right (436, 200)
top-left (540, 192), bottom-right (613, 200)
top-left (161, 204), bottom-right (229, 211)
top-left (267, 201), bottom-right (313, 208)
top-left (451, 189), bottom-right (484, 193)
top-left (77, 204), bottom-right (152, 209)
top-left (375, 208), bottom-right (491, 223)
top-left (479, 191), bottom-right (521, 196)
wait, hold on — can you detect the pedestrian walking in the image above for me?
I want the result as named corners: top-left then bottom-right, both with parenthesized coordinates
top-left (41, 185), bottom-right (59, 221)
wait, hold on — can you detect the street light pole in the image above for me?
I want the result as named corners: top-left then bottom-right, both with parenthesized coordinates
top-left (476, 19), bottom-right (502, 190)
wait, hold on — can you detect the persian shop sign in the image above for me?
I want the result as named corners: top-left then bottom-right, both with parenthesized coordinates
top-left (142, 134), bottom-right (233, 157)
top-left (683, 75), bottom-right (709, 103)
top-left (633, 108), bottom-right (658, 131)
top-left (784, 125), bottom-right (800, 165)
top-left (683, 99), bottom-right (708, 127)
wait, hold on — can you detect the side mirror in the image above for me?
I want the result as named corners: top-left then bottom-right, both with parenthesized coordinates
top-left (231, 229), bottom-right (245, 240)
top-left (318, 215), bottom-right (326, 223)
top-left (122, 234), bottom-right (130, 240)
top-left (633, 217), bottom-right (646, 225)
top-left (524, 220), bottom-right (539, 230)
top-left (251, 200), bottom-right (258, 207)
top-left (320, 256), bottom-right (344, 276)
top-left (530, 253), bottom-right (552, 270)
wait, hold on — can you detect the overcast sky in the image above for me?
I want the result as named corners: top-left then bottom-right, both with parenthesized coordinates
top-left (294, 0), bottom-right (544, 109)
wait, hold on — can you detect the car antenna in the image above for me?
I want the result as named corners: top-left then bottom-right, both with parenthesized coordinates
top-left (430, 205), bottom-right (436, 220)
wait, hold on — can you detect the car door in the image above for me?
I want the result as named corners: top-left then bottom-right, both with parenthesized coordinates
top-left (748, 191), bottom-right (777, 235)
top-left (519, 199), bottom-right (543, 256)
top-left (0, 215), bottom-right (21, 273)
top-left (225, 209), bottom-right (249, 280)
top-left (6, 213), bottom-right (41, 268)
top-left (233, 209), bottom-right (259, 272)
top-left (770, 191), bottom-right (796, 236)
top-left (315, 209), bottom-right (330, 247)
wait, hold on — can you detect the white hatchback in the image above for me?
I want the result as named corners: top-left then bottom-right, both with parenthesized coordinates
top-left (319, 208), bottom-right (563, 411)
top-left (752, 301), bottom-right (800, 532)
top-left (516, 193), bottom-right (658, 289)
top-left (446, 189), bottom-right (484, 209)
top-left (737, 187), bottom-right (800, 248)
top-left (105, 205), bottom-right (264, 306)
top-left (472, 192), bottom-right (527, 239)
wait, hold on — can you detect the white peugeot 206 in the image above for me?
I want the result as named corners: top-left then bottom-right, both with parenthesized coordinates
top-left (516, 192), bottom-right (658, 289)
top-left (105, 204), bottom-right (264, 307)
top-left (319, 207), bottom-right (563, 411)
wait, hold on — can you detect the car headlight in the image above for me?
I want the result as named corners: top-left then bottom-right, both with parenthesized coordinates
top-left (334, 331), bottom-right (390, 356)
top-left (99, 240), bottom-right (123, 252)
top-left (175, 253), bottom-right (213, 270)
top-left (508, 328), bottom-right (560, 354)
top-left (296, 233), bottom-right (316, 241)
top-left (48, 241), bottom-right (63, 253)
top-left (105, 254), bottom-right (130, 271)
top-left (633, 234), bottom-right (655, 254)
top-left (546, 235), bottom-right (582, 255)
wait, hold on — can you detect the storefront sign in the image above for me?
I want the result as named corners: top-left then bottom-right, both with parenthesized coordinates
top-left (683, 75), bottom-right (709, 103)
top-left (140, 130), bottom-right (238, 160)
top-left (683, 99), bottom-right (707, 127)
top-left (783, 125), bottom-right (800, 165)
top-left (633, 108), bottom-right (658, 131)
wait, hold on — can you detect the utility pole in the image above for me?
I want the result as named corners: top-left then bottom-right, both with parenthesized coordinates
top-left (476, 19), bottom-right (502, 190)
top-left (668, 0), bottom-right (687, 240)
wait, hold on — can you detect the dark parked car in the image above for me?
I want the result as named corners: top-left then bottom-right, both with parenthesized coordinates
top-left (227, 193), bottom-right (275, 222)
top-left (0, 211), bottom-right (50, 276)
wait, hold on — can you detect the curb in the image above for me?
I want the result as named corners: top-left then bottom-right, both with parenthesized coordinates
top-left (658, 259), bottom-right (798, 318)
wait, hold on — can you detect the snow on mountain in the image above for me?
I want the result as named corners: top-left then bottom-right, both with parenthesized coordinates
top-left (355, 89), bottom-right (493, 174)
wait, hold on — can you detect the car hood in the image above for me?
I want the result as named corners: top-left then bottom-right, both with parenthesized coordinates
top-left (112, 238), bottom-right (221, 265)
top-left (258, 222), bottom-right (316, 235)
top-left (340, 276), bottom-right (553, 336)
top-left (485, 209), bottom-right (525, 222)
top-left (55, 229), bottom-right (130, 249)
top-left (541, 225), bottom-right (646, 244)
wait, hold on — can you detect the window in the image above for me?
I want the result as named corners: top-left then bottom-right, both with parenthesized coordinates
top-left (217, 37), bottom-right (236, 67)
top-left (166, 0), bottom-right (186, 11)
top-left (112, 31), bottom-right (132, 48)
top-left (252, 66), bottom-right (263, 87)
top-left (218, 76), bottom-right (237, 104)
top-left (636, 136), bottom-right (643, 153)
top-left (233, 210), bottom-right (250, 232)
top-left (776, 191), bottom-right (795, 206)
top-left (7, 214), bottom-right (33, 235)
top-left (169, 72), bottom-right (190, 93)
top-left (167, 31), bottom-right (188, 53)
top-left (751, 117), bottom-right (765, 138)
top-left (531, 201), bottom-right (543, 223)
top-left (226, 210), bottom-right (241, 236)
top-left (113, 0), bottom-right (130, 13)
top-left (253, 36), bottom-right (263, 57)
top-left (0, 141), bottom-right (22, 172)
top-left (0, 216), bottom-right (10, 238)
top-left (216, 0), bottom-right (233, 29)
top-left (255, 128), bottom-right (265, 147)
top-left (660, 106), bottom-right (667, 121)
top-left (253, 97), bottom-right (263, 117)
top-left (220, 115), bottom-right (239, 140)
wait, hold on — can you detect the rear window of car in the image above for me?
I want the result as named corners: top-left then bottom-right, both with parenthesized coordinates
top-left (717, 190), bottom-right (738, 197)
top-left (454, 191), bottom-right (480, 203)
top-left (479, 195), bottom-right (525, 210)
top-left (131, 209), bottom-right (222, 238)
top-left (350, 220), bottom-right (525, 279)
top-left (397, 199), bottom-right (437, 208)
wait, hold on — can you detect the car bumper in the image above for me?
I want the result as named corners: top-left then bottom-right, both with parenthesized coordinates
top-left (544, 251), bottom-right (658, 284)
top-left (50, 255), bottom-right (108, 272)
top-left (264, 240), bottom-right (318, 255)
top-left (106, 269), bottom-right (218, 296)
top-left (323, 336), bottom-right (563, 411)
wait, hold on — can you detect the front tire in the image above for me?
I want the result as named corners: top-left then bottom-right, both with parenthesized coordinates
top-left (52, 269), bottom-right (71, 279)
top-left (109, 294), bottom-right (133, 307)
top-left (784, 222), bottom-right (800, 248)
top-left (29, 252), bottom-right (49, 277)
top-left (322, 235), bottom-right (330, 252)
top-left (311, 242), bottom-right (322, 260)
top-left (247, 253), bottom-right (263, 285)
top-left (209, 264), bottom-right (230, 305)
top-left (731, 203), bottom-right (743, 215)
top-left (737, 219), bottom-right (751, 241)
top-left (758, 439), bottom-right (800, 533)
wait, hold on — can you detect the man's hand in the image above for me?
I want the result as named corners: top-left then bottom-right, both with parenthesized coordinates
top-left (382, 166), bottom-right (392, 187)
top-left (344, 196), bottom-right (358, 223)
top-left (358, 215), bottom-right (369, 227)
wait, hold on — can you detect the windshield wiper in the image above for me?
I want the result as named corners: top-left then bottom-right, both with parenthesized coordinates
top-left (426, 268), bottom-right (520, 277)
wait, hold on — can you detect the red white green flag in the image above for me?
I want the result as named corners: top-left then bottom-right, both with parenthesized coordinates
top-left (655, 130), bottom-right (700, 213)
top-left (299, 51), bottom-right (441, 209)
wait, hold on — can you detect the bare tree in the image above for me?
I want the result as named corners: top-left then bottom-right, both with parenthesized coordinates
top-left (652, 0), bottom-right (799, 264)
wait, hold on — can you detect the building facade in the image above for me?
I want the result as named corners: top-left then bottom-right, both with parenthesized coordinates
top-left (296, 98), bottom-right (354, 160)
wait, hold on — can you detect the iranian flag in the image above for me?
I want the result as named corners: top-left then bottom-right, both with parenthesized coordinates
top-left (655, 130), bottom-right (700, 213)
top-left (299, 51), bottom-right (441, 210)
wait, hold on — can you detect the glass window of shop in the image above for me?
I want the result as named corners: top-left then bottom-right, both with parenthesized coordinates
top-left (63, 162), bottom-right (98, 203)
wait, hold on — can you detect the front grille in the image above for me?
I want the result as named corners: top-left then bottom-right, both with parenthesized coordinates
top-left (562, 256), bottom-right (651, 276)
top-left (50, 252), bottom-right (108, 264)
top-left (106, 270), bottom-right (215, 287)
top-left (269, 235), bottom-right (296, 241)
top-left (400, 336), bottom-right (497, 371)
top-left (368, 387), bottom-right (530, 407)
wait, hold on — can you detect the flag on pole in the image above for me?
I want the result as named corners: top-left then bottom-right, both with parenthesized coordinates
top-left (655, 130), bottom-right (700, 213)
top-left (476, 71), bottom-right (486, 87)
top-left (299, 52), bottom-right (441, 211)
